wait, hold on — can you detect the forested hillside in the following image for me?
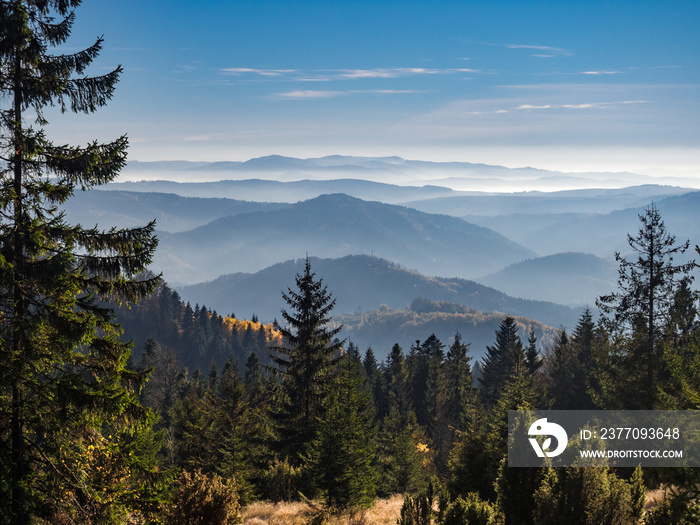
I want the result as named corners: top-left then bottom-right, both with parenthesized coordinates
top-left (180, 254), bottom-right (581, 332)
top-left (334, 298), bottom-right (558, 359)
top-left (114, 281), bottom-right (280, 372)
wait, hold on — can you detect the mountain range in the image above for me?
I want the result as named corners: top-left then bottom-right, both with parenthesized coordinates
top-left (466, 190), bottom-right (700, 259)
top-left (153, 193), bottom-right (535, 285)
top-left (59, 158), bottom-right (700, 343)
top-left (179, 254), bottom-right (582, 331)
top-left (119, 155), bottom-right (700, 191)
top-left (62, 190), bottom-right (286, 232)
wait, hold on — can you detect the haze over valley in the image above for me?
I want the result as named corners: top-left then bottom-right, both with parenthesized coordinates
top-left (62, 155), bottom-right (700, 358)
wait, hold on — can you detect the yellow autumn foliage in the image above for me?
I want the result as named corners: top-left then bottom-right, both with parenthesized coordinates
top-left (222, 316), bottom-right (284, 347)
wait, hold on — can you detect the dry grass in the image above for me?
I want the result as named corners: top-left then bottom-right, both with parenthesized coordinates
top-left (645, 488), bottom-right (668, 510)
top-left (240, 495), bottom-right (404, 525)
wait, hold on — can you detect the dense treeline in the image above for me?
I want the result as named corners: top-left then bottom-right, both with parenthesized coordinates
top-left (114, 282), bottom-right (280, 373)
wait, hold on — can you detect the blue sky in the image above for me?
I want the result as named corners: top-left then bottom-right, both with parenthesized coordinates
top-left (50, 0), bottom-right (700, 176)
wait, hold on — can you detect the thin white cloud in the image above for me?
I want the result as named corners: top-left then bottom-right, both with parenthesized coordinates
top-left (221, 68), bottom-right (297, 76)
top-left (335, 67), bottom-right (478, 79)
top-left (581, 70), bottom-right (623, 75)
top-left (221, 66), bottom-right (479, 82)
top-left (516, 100), bottom-right (647, 110)
top-left (506, 44), bottom-right (572, 57)
top-left (273, 89), bottom-right (427, 99)
top-left (275, 90), bottom-right (344, 99)
top-left (355, 89), bottom-right (429, 94)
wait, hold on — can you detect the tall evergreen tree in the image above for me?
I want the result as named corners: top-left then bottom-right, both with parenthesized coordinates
top-left (363, 346), bottom-right (388, 423)
top-left (409, 334), bottom-right (444, 427)
top-left (379, 343), bottom-right (429, 494)
top-left (525, 326), bottom-right (543, 376)
top-left (597, 204), bottom-right (694, 409)
top-left (0, 2), bottom-right (160, 522)
top-left (384, 343), bottom-right (411, 421)
top-left (268, 257), bottom-right (343, 464)
top-left (548, 330), bottom-right (575, 409)
top-left (479, 316), bottom-right (525, 406)
top-left (569, 308), bottom-right (599, 409)
top-left (444, 332), bottom-right (473, 433)
top-left (423, 335), bottom-right (449, 474)
top-left (309, 354), bottom-right (377, 510)
top-left (210, 360), bottom-right (257, 503)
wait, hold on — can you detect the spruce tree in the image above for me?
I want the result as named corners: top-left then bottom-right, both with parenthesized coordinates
top-left (210, 360), bottom-right (256, 503)
top-left (379, 343), bottom-right (429, 494)
top-left (597, 204), bottom-right (694, 409)
top-left (479, 316), bottom-right (525, 406)
top-left (0, 2), bottom-right (159, 522)
top-left (363, 346), bottom-right (388, 422)
top-left (384, 343), bottom-right (411, 421)
top-left (569, 308), bottom-right (598, 409)
top-left (444, 332), bottom-right (473, 432)
top-left (268, 257), bottom-right (343, 465)
top-left (524, 326), bottom-right (543, 376)
top-left (309, 354), bottom-right (377, 510)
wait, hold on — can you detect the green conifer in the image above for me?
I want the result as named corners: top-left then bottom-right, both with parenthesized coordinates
top-left (0, 2), bottom-right (160, 522)
top-left (268, 257), bottom-right (343, 465)
top-left (309, 355), bottom-right (377, 510)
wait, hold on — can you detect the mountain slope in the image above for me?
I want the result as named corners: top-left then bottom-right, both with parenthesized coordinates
top-left (154, 194), bottom-right (535, 284)
top-left (477, 252), bottom-right (618, 306)
top-left (407, 185), bottom-right (691, 217)
top-left (61, 190), bottom-right (286, 232)
top-left (466, 190), bottom-right (700, 258)
top-left (334, 299), bottom-right (560, 360)
top-left (179, 255), bottom-right (581, 330)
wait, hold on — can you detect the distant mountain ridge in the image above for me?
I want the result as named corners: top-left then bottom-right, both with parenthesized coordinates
top-left (476, 252), bottom-right (618, 307)
top-left (61, 190), bottom-right (286, 232)
top-left (153, 193), bottom-right (535, 285)
top-left (106, 178), bottom-right (456, 205)
top-left (121, 155), bottom-right (700, 191)
top-left (334, 299), bottom-right (561, 361)
top-left (466, 190), bottom-right (700, 259)
top-left (179, 254), bottom-right (582, 331)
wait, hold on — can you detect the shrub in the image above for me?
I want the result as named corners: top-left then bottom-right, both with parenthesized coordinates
top-left (165, 470), bottom-right (240, 525)
top-left (443, 493), bottom-right (496, 525)
top-left (259, 458), bottom-right (304, 502)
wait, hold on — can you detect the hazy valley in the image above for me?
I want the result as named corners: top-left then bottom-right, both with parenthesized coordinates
top-left (61, 155), bottom-right (700, 359)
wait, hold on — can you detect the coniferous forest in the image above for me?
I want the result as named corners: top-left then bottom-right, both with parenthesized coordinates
top-left (2, 2), bottom-right (700, 525)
